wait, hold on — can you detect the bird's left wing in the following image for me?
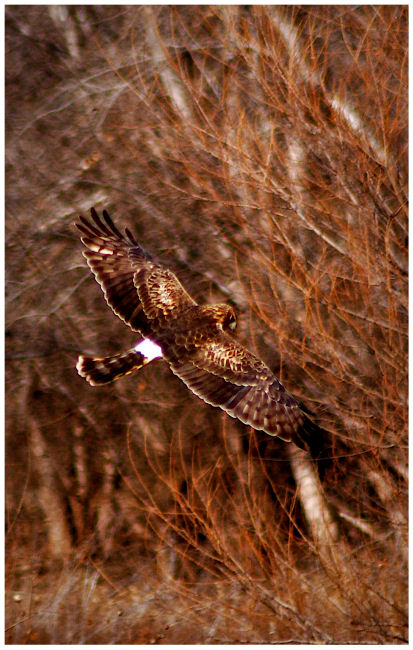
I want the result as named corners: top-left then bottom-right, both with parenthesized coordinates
top-left (169, 335), bottom-right (305, 442)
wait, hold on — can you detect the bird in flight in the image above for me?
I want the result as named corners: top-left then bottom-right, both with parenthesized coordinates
top-left (76, 208), bottom-right (316, 447)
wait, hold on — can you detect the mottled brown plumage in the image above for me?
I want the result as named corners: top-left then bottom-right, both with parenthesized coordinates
top-left (76, 208), bottom-right (310, 445)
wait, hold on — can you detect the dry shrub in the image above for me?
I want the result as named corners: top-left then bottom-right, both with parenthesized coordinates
top-left (6, 5), bottom-right (407, 643)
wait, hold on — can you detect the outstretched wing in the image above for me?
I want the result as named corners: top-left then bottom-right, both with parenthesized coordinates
top-left (76, 208), bottom-right (196, 336)
top-left (169, 334), bottom-right (305, 442)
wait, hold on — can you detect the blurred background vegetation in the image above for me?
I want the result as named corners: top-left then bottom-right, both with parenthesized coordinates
top-left (6, 5), bottom-right (407, 644)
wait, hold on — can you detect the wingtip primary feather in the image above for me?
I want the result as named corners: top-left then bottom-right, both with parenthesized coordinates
top-left (102, 209), bottom-right (126, 240)
top-left (78, 207), bottom-right (141, 248)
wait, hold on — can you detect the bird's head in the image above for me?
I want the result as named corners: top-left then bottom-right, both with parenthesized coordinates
top-left (210, 304), bottom-right (237, 333)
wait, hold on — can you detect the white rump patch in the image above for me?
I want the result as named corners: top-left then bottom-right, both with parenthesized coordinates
top-left (135, 338), bottom-right (163, 361)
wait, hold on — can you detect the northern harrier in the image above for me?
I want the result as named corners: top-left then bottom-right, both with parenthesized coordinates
top-left (76, 208), bottom-right (318, 448)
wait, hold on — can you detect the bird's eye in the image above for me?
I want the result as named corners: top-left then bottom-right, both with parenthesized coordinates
top-left (225, 310), bottom-right (237, 331)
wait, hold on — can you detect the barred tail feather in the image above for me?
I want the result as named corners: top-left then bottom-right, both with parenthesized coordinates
top-left (77, 349), bottom-right (148, 386)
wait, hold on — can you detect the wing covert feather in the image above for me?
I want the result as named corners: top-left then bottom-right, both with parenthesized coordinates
top-left (134, 267), bottom-right (196, 320)
top-left (188, 333), bottom-right (275, 386)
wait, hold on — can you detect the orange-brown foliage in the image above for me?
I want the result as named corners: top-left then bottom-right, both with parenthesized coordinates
top-left (6, 5), bottom-right (407, 643)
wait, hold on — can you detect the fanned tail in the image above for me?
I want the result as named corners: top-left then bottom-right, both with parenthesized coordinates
top-left (77, 349), bottom-right (147, 386)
